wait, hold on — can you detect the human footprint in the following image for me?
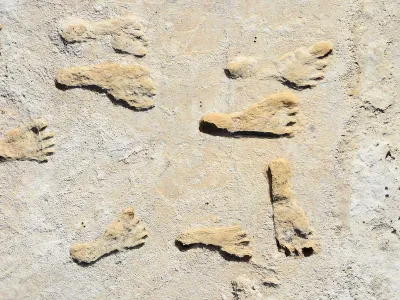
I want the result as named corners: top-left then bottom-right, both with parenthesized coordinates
top-left (56, 62), bottom-right (156, 110)
top-left (267, 158), bottom-right (320, 257)
top-left (226, 41), bottom-right (333, 88)
top-left (274, 41), bottom-right (333, 88)
top-left (232, 274), bottom-right (265, 300)
top-left (59, 14), bottom-right (148, 56)
top-left (176, 225), bottom-right (252, 259)
top-left (70, 207), bottom-right (148, 264)
top-left (200, 91), bottom-right (302, 137)
top-left (0, 118), bottom-right (55, 162)
top-left (226, 56), bottom-right (258, 79)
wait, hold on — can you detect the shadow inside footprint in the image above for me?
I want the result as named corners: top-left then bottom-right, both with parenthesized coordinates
top-left (279, 79), bottom-right (313, 91)
top-left (72, 243), bottom-right (146, 267)
top-left (55, 81), bottom-right (154, 112)
top-left (175, 240), bottom-right (251, 262)
top-left (199, 121), bottom-right (291, 139)
top-left (224, 68), bottom-right (234, 79)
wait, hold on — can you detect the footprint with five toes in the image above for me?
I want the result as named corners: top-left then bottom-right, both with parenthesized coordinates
top-left (0, 118), bottom-right (55, 162)
top-left (226, 41), bottom-right (333, 89)
top-left (274, 41), bottom-right (333, 88)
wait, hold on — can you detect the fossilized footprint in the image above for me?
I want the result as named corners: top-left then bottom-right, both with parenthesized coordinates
top-left (267, 158), bottom-right (319, 257)
top-left (70, 207), bottom-right (148, 264)
top-left (56, 62), bottom-right (156, 110)
top-left (232, 274), bottom-right (265, 300)
top-left (0, 118), bottom-right (55, 162)
top-left (226, 56), bottom-right (258, 79)
top-left (274, 41), bottom-right (333, 88)
top-left (176, 225), bottom-right (252, 259)
top-left (226, 41), bottom-right (333, 88)
top-left (59, 15), bottom-right (148, 56)
top-left (200, 91), bottom-right (302, 137)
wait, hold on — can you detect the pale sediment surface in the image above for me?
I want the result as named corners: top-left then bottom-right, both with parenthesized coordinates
top-left (0, 0), bottom-right (399, 299)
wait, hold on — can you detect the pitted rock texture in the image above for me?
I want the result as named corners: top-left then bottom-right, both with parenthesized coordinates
top-left (0, 24), bottom-right (3, 55)
top-left (268, 158), bottom-right (319, 257)
top-left (55, 62), bottom-right (156, 110)
top-left (59, 14), bottom-right (148, 56)
top-left (274, 41), bottom-right (333, 88)
top-left (0, 118), bottom-right (55, 162)
top-left (70, 207), bottom-right (148, 264)
top-left (200, 91), bottom-right (301, 137)
top-left (176, 225), bottom-right (252, 258)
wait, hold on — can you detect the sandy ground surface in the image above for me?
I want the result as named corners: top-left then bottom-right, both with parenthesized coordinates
top-left (0, 0), bottom-right (399, 299)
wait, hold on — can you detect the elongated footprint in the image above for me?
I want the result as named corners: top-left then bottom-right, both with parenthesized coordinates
top-left (70, 207), bottom-right (148, 264)
top-left (226, 41), bottom-right (333, 88)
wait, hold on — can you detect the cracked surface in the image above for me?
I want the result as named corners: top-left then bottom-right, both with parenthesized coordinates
top-left (268, 158), bottom-right (319, 257)
top-left (274, 41), bottom-right (333, 88)
top-left (70, 207), bottom-right (148, 264)
top-left (200, 91), bottom-right (302, 137)
top-left (59, 15), bottom-right (148, 56)
top-left (176, 225), bottom-right (252, 258)
top-left (0, 118), bottom-right (55, 162)
top-left (56, 62), bottom-right (156, 110)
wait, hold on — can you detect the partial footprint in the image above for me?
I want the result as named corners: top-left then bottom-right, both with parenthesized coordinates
top-left (176, 225), bottom-right (252, 259)
top-left (200, 91), bottom-right (302, 137)
top-left (56, 62), bottom-right (156, 110)
top-left (59, 15), bottom-right (148, 56)
top-left (0, 118), bottom-right (55, 162)
top-left (274, 41), bottom-right (333, 88)
top-left (70, 207), bottom-right (148, 264)
top-left (226, 41), bottom-right (333, 88)
top-left (232, 274), bottom-right (265, 300)
top-left (226, 56), bottom-right (258, 79)
top-left (267, 158), bottom-right (320, 257)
